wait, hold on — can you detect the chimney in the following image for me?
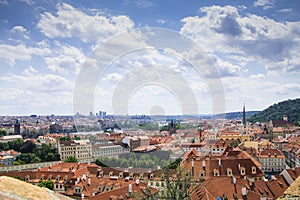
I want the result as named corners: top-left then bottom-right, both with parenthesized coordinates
top-left (260, 195), bottom-right (267, 200)
top-left (135, 179), bottom-right (140, 186)
top-left (77, 177), bottom-right (80, 183)
top-left (88, 178), bottom-right (91, 186)
top-left (202, 159), bottom-right (206, 170)
top-left (238, 164), bottom-right (241, 170)
top-left (81, 193), bottom-right (84, 199)
top-left (128, 184), bottom-right (132, 193)
top-left (192, 158), bottom-right (195, 176)
top-left (218, 158), bottom-right (222, 166)
top-left (233, 176), bottom-right (236, 185)
top-left (241, 185), bottom-right (247, 197)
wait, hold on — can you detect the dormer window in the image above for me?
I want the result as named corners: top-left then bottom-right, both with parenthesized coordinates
top-left (99, 171), bottom-right (104, 178)
top-left (251, 166), bottom-right (256, 174)
top-left (119, 172), bottom-right (123, 179)
top-left (240, 167), bottom-right (246, 175)
top-left (139, 173), bottom-right (144, 180)
top-left (213, 169), bottom-right (219, 176)
top-left (74, 187), bottom-right (82, 194)
top-left (40, 176), bottom-right (44, 182)
top-left (48, 176), bottom-right (51, 181)
top-left (56, 177), bottom-right (60, 182)
top-left (109, 171), bottom-right (114, 177)
top-left (227, 168), bottom-right (232, 177)
top-left (25, 175), bottom-right (29, 182)
top-left (129, 173), bottom-right (134, 180)
top-left (150, 173), bottom-right (154, 180)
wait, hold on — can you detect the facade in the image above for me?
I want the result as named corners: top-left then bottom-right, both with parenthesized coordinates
top-left (258, 149), bottom-right (285, 173)
top-left (92, 144), bottom-right (129, 158)
top-left (0, 149), bottom-right (20, 166)
top-left (0, 135), bottom-right (23, 143)
top-left (57, 140), bottom-right (92, 161)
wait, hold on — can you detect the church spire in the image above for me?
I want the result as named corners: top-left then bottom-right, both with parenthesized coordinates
top-left (242, 103), bottom-right (246, 127)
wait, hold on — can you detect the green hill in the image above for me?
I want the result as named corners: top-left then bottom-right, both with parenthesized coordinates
top-left (249, 98), bottom-right (300, 123)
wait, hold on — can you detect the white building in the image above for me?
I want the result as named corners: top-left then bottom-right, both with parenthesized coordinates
top-left (57, 139), bottom-right (92, 161)
top-left (0, 135), bottom-right (23, 143)
top-left (258, 149), bottom-right (285, 173)
top-left (92, 144), bottom-right (129, 158)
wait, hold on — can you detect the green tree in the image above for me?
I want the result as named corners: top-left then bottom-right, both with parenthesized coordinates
top-left (16, 153), bottom-right (41, 164)
top-left (65, 156), bottom-right (78, 163)
top-left (230, 140), bottom-right (238, 148)
top-left (168, 158), bottom-right (182, 169)
top-left (0, 129), bottom-right (7, 137)
top-left (20, 141), bottom-right (36, 153)
top-left (8, 139), bottom-right (23, 151)
top-left (38, 180), bottom-right (54, 190)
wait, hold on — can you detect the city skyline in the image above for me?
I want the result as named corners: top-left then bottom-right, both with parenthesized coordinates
top-left (0, 0), bottom-right (300, 115)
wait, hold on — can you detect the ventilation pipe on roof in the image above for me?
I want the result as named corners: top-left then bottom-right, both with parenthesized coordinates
top-left (192, 158), bottom-right (195, 176)
top-left (88, 178), bottom-right (91, 186)
top-left (218, 158), bottom-right (221, 166)
top-left (202, 159), bottom-right (206, 170)
top-left (128, 184), bottom-right (132, 193)
top-left (241, 185), bottom-right (247, 197)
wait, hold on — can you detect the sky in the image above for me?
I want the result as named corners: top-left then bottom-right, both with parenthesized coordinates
top-left (0, 0), bottom-right (300, 116)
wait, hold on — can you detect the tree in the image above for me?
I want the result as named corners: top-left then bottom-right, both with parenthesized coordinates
top-left (168, 158), bottom-right (182, 169)
top-left (8, 139), bottom-right (23, 151)
top-left (38, 180), bottom-right (54, 190)
top-left (16, 153), bottom-right (41, 164)
top-left (65, 156), bottom-right (78, 163)
top-left (0, 129), bottom-right (7, 137)
top-left (20, 141), bottom-right (36, 153)
top-left (230, 140), bottom-right (238, 148)
top-left (137, 168), bottom-right (196, 200)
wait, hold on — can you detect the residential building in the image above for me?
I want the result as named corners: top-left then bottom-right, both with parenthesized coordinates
top-left (57, 140), bottom-right (92, 161)
top-left (0, 135), bottom-right (22, 143)
top-left (0, 149), bottom-right (20, 166)
top-left (258, 149), bottom-right (285, 173)
top-left (92, 144), bottom-right (129, 158)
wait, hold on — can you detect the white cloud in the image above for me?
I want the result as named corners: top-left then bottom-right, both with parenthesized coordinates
top-left (37, 3), bottom-right (134, 42)
top-left (0, 44), bottom-right (51, 66)
top-left (102, 72), bottom-right (123, 82)
top-left (44, 45), bottom-right (86, 75)
top-left (277, 8), bottom-right (292, 13)
top-left (253, 0), bottom-right (274, 10)
top-left (249, 73), bottom-right (265, 79)
top-left (157, 19), bottom-right (166, 24)
top-left (180, 5), bottom-right (300, 75)
top-left (11, 26), bottom-right (27, 33)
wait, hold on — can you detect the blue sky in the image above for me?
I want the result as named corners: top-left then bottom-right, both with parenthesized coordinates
top-left (0, 0), bottom-right (299, 116)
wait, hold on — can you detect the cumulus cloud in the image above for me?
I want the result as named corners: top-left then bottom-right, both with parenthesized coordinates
top-left (37, 3), bottom-right (134, 42)
top-left (0, 44), bottom-right (51, 66)
top-left (44, 45), bottom-right (86, 75)
top-left (180, 5), bottom-right (300, 75)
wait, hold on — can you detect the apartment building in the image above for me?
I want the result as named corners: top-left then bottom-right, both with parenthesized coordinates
top-left (57, 139), bottom-right (92, 161)
top-left (258, 149), bottom-right (285, 173)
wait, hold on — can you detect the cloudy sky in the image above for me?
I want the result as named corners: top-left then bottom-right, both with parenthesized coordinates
top-left (0, 0), bottom-right (299, 116)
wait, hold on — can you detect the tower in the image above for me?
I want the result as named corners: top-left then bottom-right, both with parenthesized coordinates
top-left (14, 119), bottom-right (20, 135)
top-left (242, 103), bottom-right (246, 127)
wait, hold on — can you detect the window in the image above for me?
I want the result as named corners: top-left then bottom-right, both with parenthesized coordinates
top-left (251, 166), bottom-right (256, 174)
top-left (240, 167), bottom-right (246, 175)
top-left (227, 168), bottom-right (232, 176)
top-left (213, 169), bottom-right (219, 176)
